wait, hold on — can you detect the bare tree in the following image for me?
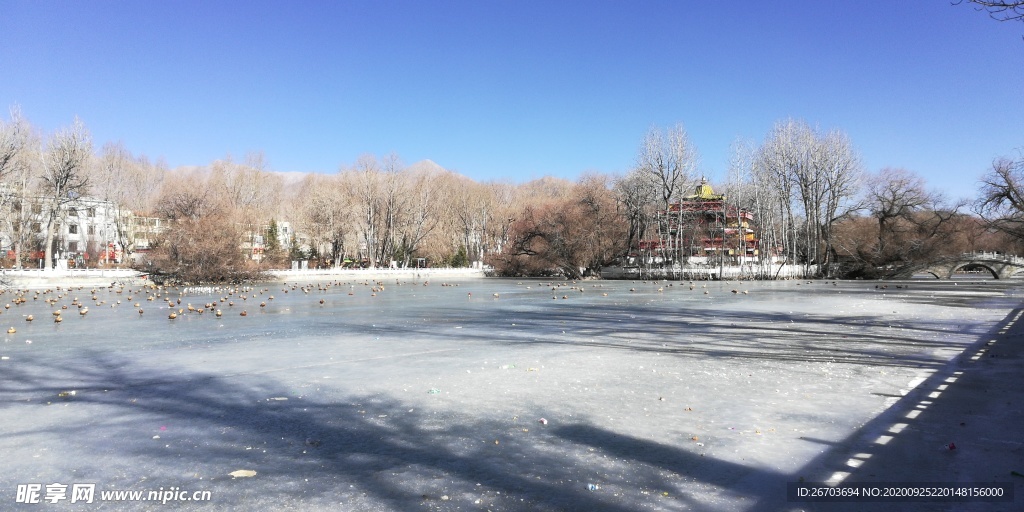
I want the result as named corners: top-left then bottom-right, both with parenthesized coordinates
top-left (144, 169), bottom-right (264, 283)
top-left (755, 119), bottom-right (809, 270)
top-left (119, 155), bottom-right (165, 261)
top-left (297, 173), bottom-right (353, 266)
top-left (744, 141), bottom-right (789, 276)
top-left (977, 152), bottom-right (1024, 239)
top-left (373, 153), bottom-right (407, 267)
top-left (146, 213), bottom-right (258, 284)
top-left (636, 125), bottom-right (699, 208)
top-left (93, 142), bottom-right (166, 264)
top-left (755, 119), bottom-right (862, 277)
top-left (494, 174), bottom-right (627, 278)
top-left (156, 168), bottom-right (222, 221)
top-left (828, 166), bottom-right (969, 278)
top-left (0, 107), bottom-right (39, 268)
top-left (723, 139), bottom-right (762, 274)
top-left (40, 118), bottom-right (92, 270)
top-left (814, 129), bottom-right (863, 273)
top-left (955, 0), bottom-right (1024, 21)
top-left (484, 182), bottom-right (518, 265)
top-left (341, 155), bottom-right (380, 267)
top-left (451, 179), bottom-right (498, 266)
top-left (209, 153), bottom-right (282, 222)
top-left (613, 168), bottom-right (658, 261)
top-left (201, 152), bottom-right (283, 265)
top-left (427, 171), bottom-right (471, 264)
top-left (0, 106), bottom-right (30, 181)
top-left (572, 173), bottom-right (628, 274)
top-left (395, 165), bottom-right (444, 267)
top-left (864, 168), bottom-right (933, 258)
top-left (633, 125), bottom-right (700, 267)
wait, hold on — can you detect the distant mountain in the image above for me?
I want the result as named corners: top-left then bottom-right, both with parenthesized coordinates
top-left (269, 170), bottom-right (314, 186)
top-left (170, 159), bottom-right (452, 184)
top-left (406, 159), bottom-right (448, 174)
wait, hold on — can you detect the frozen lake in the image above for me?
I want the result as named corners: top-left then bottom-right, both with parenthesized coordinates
top-left (0, 277), bottom-right (1020, 510)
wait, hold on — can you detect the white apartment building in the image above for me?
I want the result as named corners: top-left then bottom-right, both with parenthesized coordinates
top-left (0, 189), bottom-right (166, 268)
top-left (1, 185), bottom-right (299, 268)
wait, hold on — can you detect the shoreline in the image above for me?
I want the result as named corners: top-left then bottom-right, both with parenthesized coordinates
top-left (270, 267), bottom-right (486, 281)
top-left (0, 267), bottom-right (488, 290)
top-left (0, 265), bottom-right (1006, 290)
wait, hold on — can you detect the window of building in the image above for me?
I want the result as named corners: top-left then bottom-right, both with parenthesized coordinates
top-left (68, 242), bottom-right (78, 252)
top-left (31, 222), bottom-right (40, 232)
top-left (88, 207), bottom-right (96, 218)
top-left (12, 201), bottom-right (21, 212)
top-left (87, 225), bottom-right (96, 236)
top-left (31, 204), bottom-right (41, 214)
top-left (69, 224), bottom-right (78, 235)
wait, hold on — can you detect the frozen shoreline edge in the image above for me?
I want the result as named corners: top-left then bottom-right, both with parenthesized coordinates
top-left (0, 267), bottom-right (488, 289)
top-left (270, 267), bottom-right (486, 281)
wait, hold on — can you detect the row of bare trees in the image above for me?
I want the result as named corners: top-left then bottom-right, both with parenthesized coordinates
top-left (2, 107), bottom-right (1021, 281)
top-left (0, 108), bottom-right (173, 270)
top-left (0, 108), bottom-right (516, 279)
top-left (603, 120), bottom-right (1021, 279)
top-left (610, 121), bottom-right (864, 278)
top-left (0, 109), bottom-right (98, 269)
top-left (293, 155), bottom-right (510, 270)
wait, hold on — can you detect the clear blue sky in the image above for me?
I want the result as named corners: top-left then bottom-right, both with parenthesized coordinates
top-left (2, 1), bottom-right (1021, 199)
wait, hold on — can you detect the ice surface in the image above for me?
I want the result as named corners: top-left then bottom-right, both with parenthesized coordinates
top-left (0, 278), bottom-right (1019, 510)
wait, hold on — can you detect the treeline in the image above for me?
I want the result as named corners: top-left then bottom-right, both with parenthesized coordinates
top-left (1, 107), bottom-right (1022, 281)
top-left (573, 121), bottom-right (1021, 279)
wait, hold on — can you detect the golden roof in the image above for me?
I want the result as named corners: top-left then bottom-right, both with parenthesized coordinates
top-left (690, 178), bottom-right (724, 200)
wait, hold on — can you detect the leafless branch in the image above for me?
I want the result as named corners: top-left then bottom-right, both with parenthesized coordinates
top-left (954, 0), bottom-right (1024, 22)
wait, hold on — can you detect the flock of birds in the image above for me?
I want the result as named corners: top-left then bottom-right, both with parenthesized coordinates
top-left (0, 278), bottom-right (856, 335)
top-left (0, 279), bottom-right (468, 334)
top-left (502, 279), bottom-right (775, 301)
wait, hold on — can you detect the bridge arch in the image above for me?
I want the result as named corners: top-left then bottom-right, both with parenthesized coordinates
top-left (951, 262), bottom-right (1000, 279)
top-left (889, 252), bottom-right (1024, 280)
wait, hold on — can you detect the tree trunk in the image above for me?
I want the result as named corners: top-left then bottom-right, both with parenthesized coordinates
top-left (43, 216), bottom-right (56, 271)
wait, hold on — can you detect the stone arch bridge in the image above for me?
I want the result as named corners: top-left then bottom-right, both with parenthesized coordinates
top-left (889, 252), bottom-right (1024, 279)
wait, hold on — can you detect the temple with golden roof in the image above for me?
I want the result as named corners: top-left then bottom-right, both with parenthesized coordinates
top-left (638, 178), bottom-right (761, 262)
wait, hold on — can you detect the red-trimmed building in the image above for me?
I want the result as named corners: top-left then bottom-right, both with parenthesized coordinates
top-left (639, 179), bottom-right (761, 262)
